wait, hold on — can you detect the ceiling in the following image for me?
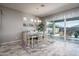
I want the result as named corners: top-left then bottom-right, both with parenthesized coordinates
top-left (0, 3), bottom-right (79, 17)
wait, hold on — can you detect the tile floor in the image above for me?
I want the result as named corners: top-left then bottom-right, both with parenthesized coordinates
top-left (0, 39), bottom-right (79, 56)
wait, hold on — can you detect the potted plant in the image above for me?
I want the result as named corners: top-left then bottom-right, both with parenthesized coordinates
top-left (37, 22), bottom-right (45, 38)
top-left (74, 31), bottom-right (78, 38)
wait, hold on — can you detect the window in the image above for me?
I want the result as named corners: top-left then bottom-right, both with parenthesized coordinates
top-left (66, 18), bottom-right (79, 41)
top-left (46, 17), bottom-right (79, 41)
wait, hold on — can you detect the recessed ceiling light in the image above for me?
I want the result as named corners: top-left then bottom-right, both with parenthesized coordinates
top-left (36, 8), bottom-right (39, 10)
top-left (41, 4), bottom-right (45, 7)
top-left (36, 8), bottom-right (38, 9)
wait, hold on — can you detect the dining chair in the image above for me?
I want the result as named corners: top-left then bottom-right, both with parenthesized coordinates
top-left (22, 31), bottom-right (30, 47)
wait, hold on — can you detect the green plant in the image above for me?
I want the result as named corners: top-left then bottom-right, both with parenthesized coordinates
top-left (74, 31), bottom-right (78, 38)
top-left (37, 23), bottom-right (44, 32)
top-left (37, 22), bottom-right (45, 38)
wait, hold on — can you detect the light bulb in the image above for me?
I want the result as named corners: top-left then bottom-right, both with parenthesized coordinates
top-left (23, 17), bottom-right (27, 21)
top-left (31, 19), bottom-right (33, 22)
top-left (38, 20), bottom-right (41, 23)
top-left (34, 20), bottom-right (37, 23)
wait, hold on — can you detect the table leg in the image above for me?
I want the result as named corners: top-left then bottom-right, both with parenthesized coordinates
top-left (31, 37), bottom-right (33, 48)
top-left (28, 39), bottom-right (30, 47)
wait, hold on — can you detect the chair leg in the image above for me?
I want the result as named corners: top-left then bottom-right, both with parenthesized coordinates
top-left (27, 39), bottom-right (30, 47)
top-left (31, 37), bottom-right (34, 48)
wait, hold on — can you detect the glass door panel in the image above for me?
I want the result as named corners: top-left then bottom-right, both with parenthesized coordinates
top-left (66, 18), bottom-right (79, 43)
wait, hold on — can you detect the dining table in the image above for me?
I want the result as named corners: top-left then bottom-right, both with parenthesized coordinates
top-left (28, 34), bottom-right (39, 48)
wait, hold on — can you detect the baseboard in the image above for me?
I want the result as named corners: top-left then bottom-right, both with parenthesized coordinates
top-left (1, 40), bottom-right (21, 45)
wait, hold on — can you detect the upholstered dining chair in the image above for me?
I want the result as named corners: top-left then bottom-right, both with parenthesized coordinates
top-left (22, 31), bottom-right (30, 48)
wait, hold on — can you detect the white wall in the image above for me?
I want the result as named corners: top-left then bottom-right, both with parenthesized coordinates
top-left (0, 6), bottom-right (36, 44)
top-left (0, 9), bottom-right (1, 44)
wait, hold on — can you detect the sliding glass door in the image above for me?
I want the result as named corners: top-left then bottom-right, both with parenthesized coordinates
top-left (66, 17), bottom-right (79, 42)
top-left (46, 19), bottom-right (64, 40)
top-left (46, 17), bottom-right (79, 42)
top-left (53, 20), bottom-right (64, 40)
